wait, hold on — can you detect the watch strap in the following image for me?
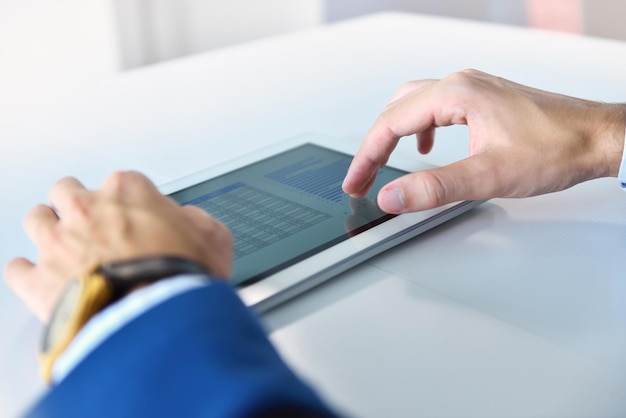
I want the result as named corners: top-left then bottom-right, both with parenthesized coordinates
top-left (40, 271), bottom-right (112, 383)
top-left (99, 256), bottom-right (212, 303)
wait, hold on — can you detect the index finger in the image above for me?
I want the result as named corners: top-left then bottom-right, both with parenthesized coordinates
top-left (342, 78), bottom-right (468, 197)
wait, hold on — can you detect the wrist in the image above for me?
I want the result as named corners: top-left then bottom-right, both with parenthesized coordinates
top-left (591, 103), bottom-right (626, 179)
top-left (40, 256), bottom-right (212, 383)
top-left (51, 274), bottom-right (213, 384)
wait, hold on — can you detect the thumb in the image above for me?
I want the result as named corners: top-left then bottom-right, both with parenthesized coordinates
top-left (377, 153), bottom-right (500, 213)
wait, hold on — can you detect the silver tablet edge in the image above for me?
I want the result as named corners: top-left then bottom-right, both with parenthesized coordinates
top-left (250, 199), bottom-right (485, 313)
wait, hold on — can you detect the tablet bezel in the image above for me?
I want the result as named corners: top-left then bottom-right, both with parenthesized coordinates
top-left (159, 133), bottom-right (482, 312)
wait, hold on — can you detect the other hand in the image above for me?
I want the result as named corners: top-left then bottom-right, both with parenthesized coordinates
top-left (343, 69), bottom-right (625, 213)
top-left (3, 171), bottom-right (233, 322)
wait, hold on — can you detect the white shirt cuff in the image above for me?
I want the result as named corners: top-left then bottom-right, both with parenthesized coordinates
top-left (51, 274), bottom-right (212, 384)
top-left (619, 125), bottom-right (626, 191)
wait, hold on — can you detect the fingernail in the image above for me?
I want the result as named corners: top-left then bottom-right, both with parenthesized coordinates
top-left (379, 188), bottom-right (405, 213)
top-left (341, 178), bottom-right (349, 192)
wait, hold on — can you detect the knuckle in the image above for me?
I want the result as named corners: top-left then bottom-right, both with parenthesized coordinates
top-left (440, 70), bottom-right (496, 110)
top-left (397, 80), bottom-right (420, 94)
top-left (104, 170), bottom-right (137, 192)
top-left (375, 111), bottom-right (393, 132)
top-left (56, 175), bottom-right (77, 186)
top-left (24, 205), bottom-right (60, 243)
top-left (103, 171), bottom-right (127, 194)
top-left (23, 204), bottom-right (45, 224)
top-left (375, 113), bottom-right (402, 144)
top-left (105, 170), bottom-right (145, 187)
top-left (38, 225), bottom-right (61, 247)
top-left (360, 147), bottom-right (389, 172)
top-left (65, 193), bottom-right (92, 218)
top-left (459, 68), bottom-right (483, 77)
top-left (123, 170), bottom-right (148, 185)
top-left (103, 170), bottom-right (154, 199)
top-left (129, 171), bottom-right (157, 194)
top-left (417, 171), bottom-right (448, 208)
top-left (444, 69), bottom-right (483, 87)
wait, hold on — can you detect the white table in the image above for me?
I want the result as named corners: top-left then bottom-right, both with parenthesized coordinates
top-left (2, 12), bottom-right (626, 418)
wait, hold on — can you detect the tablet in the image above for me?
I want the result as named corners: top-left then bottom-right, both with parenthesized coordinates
top-left (159, 134), bottom-right (482, 312)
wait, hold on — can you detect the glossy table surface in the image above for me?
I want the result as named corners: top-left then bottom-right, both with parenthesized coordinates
top-left (1, 12), bottom-right (626, 418)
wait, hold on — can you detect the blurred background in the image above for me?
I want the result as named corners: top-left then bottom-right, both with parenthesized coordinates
top-left (0, 0), bottom-right (624, 103)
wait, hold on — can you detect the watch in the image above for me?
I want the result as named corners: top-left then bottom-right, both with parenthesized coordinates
top-left (39, 256), bottom-right (211, 383)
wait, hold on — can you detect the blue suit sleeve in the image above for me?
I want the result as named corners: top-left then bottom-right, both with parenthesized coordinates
top-left (27, 282), bottom-right (338, 418)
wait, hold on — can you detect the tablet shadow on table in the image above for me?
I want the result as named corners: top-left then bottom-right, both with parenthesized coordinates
top-left (262, 203), bottom-right (497, 332)
top-left (395, 205), bottom-right (626, 369)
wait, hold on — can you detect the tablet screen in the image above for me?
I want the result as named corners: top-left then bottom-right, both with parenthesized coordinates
top-left (169, 143), bottom-right (406, 287)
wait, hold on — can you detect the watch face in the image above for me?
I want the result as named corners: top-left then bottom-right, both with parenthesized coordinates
top-left (41, 279), bottom-right (82, 353)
